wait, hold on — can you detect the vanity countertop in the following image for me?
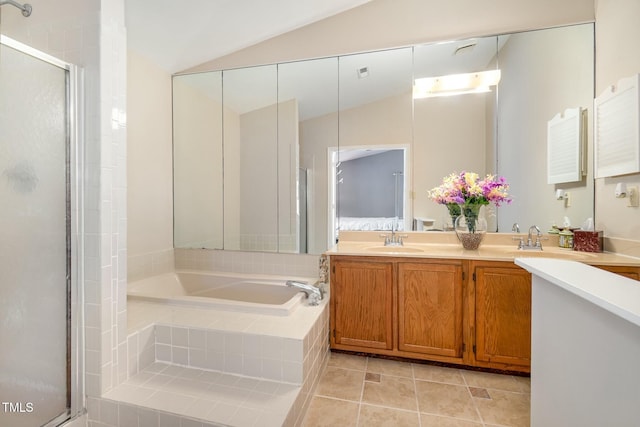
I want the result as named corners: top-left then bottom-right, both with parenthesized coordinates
top-left (516, 258), bottom-right (640, 326)
top-left (325, 231), bottom-right (640, 266)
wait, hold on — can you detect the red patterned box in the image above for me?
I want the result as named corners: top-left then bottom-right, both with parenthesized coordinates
top-left (573, 230), bottom-right (603, 252)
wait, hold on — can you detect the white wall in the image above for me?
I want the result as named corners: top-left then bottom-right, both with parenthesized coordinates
top-left (497, 25), bottom-right (594, 232)
top-left (223, 107), bottom-right (242, 249)
top-left (127, 51), bottom-right (174, 277)
top-left (595, 0), bottom-right (640, 242)
top-left (414, 94), bottom-right (490, 229)
top-left (300, 110), bottom-right (338, 253)
top-left (238, 103), bottom-right (279, 250)
top-left (278, 99), bottom-right (301, 252)
top-left (232, 99), bottom-right (300, 252)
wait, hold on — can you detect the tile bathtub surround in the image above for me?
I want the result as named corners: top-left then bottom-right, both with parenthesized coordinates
top-left (174, 248), bottom-right (320, 278)
top-left (91, 362), bottom-right (300, 427)
top-left (115, 298), bottom-right (329, 425)
top-left (303, 352), bottom-right (531, 427)
top-left (125, 299), bottom-right (329, 382)
top-left (154, 325), bottom-right (307, 383)
top-left (128, 249), bottom-right (176, 282)
top-left (126, 324), bottom-right (155, 378)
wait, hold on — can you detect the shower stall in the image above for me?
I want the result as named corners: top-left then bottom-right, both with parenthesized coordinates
top-left (0, 34), bottom-right (83, 427)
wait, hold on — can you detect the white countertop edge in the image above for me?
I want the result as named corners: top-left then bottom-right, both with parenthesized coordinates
top-left (515, 257), bottom-right (640, 328)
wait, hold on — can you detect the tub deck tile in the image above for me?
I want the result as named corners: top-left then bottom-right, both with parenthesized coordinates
top-left (104, 361), bottom-right (299, 426)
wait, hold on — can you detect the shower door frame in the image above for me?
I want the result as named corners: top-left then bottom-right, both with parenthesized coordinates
top-left (0, 35), bottom-right (85, 426)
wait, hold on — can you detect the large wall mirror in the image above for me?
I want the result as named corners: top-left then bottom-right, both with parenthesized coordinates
top-left (173, 23), bottom-right (594, 255)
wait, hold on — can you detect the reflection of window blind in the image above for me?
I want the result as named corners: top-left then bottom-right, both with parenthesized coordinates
top-left (595, 74), bottom-right (640, 178)
top-left (547, 108), bottom-right (584, 184)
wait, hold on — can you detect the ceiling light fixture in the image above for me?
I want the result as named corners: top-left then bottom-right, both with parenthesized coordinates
top-left (413, 69), bottom-right (501, 99)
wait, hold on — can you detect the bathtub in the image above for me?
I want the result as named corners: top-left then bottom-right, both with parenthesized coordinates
top-left (127, 271), bottom-right (317, 316)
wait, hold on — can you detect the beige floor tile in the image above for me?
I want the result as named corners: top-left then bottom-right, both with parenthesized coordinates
top-left (412, 364), bottom-right (465, 385)
top-left (327, 352), bottom-right (368, 371)
top-left (361, 375), bottom-right (417, 411)
top-left (415, 380), bottom-right (480, 422)
top-left (420, 413), bottom-right (483, 426)
top-left (315, 366), bottom-right (364, 401)
top-left (513, 376), bottom-right (531, 394)
top-left (461, 370), bottom-right (523, 393)
top-left (366, 357), bottom-right (414, 378)
top-left (357, 404), bottom-right (420, 427)
top-left (302, 396), bottom-right (359, 427)
top-left (473, 389), bottom-right (530, 427)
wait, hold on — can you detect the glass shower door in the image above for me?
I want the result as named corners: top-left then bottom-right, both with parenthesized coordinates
top-left (0, 38), bottom-right (72, 426)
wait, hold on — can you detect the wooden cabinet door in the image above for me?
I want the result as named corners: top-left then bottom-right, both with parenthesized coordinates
top-left (594, 265), bottom-right (640, 281)
top-left (398, 261), bottom-right (463, 358)
top-left (331, 258), bottom-right (394, 350)
top-left (474, 263), bottom-right (531, 368)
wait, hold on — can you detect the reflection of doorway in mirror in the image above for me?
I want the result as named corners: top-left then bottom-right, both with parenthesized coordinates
top-left (329, 145), bottom-right (411, 244)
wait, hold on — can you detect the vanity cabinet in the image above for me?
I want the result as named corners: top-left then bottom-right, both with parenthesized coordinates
top-left (330, 257), bottom-right (394, 350)
top-left (397, 261), bottom-right (463, 359)
top-left (329, 253), bottom-right (638, 374)
top-left (594, 265), bottom-right (640, 281)
top-left (471, 261), bottom-right (532, 371)
top-left (330, 256), bottom-right (465, 364)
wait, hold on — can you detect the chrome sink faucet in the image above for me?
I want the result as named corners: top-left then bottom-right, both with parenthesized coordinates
top-left (514, 224), bottom-right (544, 250)
top-left (286, 280), bottom-right (324, 305)
top-left (380, 219), bottom-right (408, 246)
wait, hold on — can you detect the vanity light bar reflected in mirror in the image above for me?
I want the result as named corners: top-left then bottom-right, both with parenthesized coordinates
top-left (413, 69), bottom-right (501, 98)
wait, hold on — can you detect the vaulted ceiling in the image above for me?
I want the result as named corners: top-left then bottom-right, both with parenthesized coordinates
top-left (125, 0), bottom-right (372, 73)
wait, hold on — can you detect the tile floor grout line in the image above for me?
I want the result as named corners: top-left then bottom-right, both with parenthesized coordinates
top-left (358, 401), bottom-right (420, 415)
top-left (353, 357), bottom-right (371, 426)
top-left (410, 362), bottom-right (423, 427)
top-left (461, 369), bottom-right (488, 426)
top-left (312, 393), bottom-right (360, 404)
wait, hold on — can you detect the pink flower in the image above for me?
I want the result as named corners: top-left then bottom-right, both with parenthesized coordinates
top-left (428, 171), bottom-right (512, 207)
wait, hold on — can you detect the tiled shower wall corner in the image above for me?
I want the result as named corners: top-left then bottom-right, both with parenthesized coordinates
top-left (174, 248), bottom-right (320, 278)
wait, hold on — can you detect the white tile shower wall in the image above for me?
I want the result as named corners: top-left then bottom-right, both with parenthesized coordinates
top-left (98, 0), bottom-right (128, 395)
top-left (175, 248), bottom-right (320, 278)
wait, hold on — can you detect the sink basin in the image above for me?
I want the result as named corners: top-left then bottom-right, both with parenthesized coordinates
top-left (504, 248), bottom-right (596, 260)
top-left (365, 245), bottom-right (425, 253)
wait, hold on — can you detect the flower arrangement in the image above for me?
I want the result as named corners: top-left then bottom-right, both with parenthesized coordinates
top-left (428, 172), bottom-right (512, 245)
top-left (427, 171), bottom-right (512, 209)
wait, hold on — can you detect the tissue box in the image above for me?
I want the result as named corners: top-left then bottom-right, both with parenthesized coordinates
top-left (573, 230), bottom-right (603, 252)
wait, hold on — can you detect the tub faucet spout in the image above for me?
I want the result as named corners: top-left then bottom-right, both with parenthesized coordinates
top-left (286, 280), bottom-right (324, 305)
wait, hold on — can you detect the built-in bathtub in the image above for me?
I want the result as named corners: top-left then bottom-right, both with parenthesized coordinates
top-left (124, 268), bottom-right (330, 426)
top-left (127, 270), bottom-right (318, 316)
